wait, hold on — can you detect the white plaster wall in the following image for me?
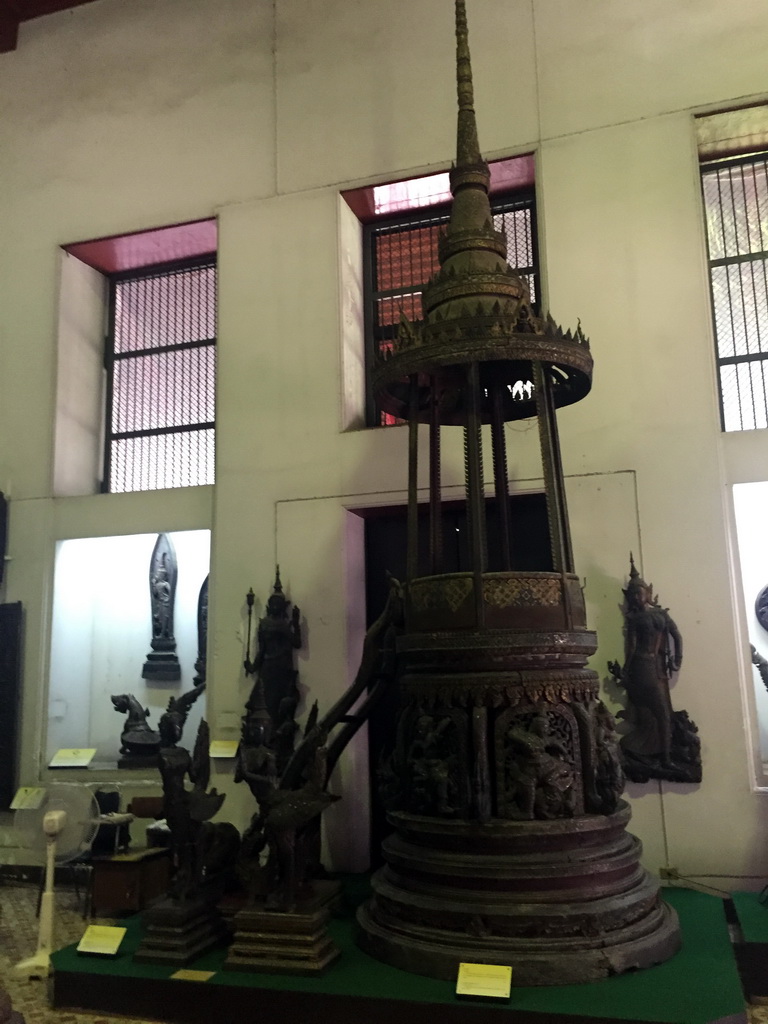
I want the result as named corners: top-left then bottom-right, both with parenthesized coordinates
top-left (1, 0), bottom-right (768, 879)
top-left (53, 252), bottom-right (105, 497)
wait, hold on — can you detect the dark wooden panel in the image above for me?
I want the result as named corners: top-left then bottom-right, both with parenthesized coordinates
top-left (0, 493), bottom-right (7, 587)
top-left (17, 0), bottom-right (98, 22)
top-left (0, 602), bottom-right (23, 809)
top-left (53, 969), bottom-right (675, 1024)
top-left (1, 1), bottom-right (99, 53)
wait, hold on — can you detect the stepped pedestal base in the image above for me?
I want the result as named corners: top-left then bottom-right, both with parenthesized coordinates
top-left (224, 881), bottom-right (341, 976)
top-left (357, 803), bottom-right (680, 986)
top-left (134, 898), bottom-right (227, 967)
top-left (141, 651), bottom-right (181, 682)
top-left (117, 754), bottom-right (159, 769)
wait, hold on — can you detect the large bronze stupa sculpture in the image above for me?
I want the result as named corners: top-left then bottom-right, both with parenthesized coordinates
top-left (356, 0), bottom-right (681, 985)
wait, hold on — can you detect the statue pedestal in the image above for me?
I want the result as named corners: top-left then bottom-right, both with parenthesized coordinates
top-left (357, 804), bottom-right (680, 986)
top-left (224, 880), bottom-right (341, 976)
top-left (141, 651), bottom-right (181, 682)
top-left (134, 897), bottom-right (227, 967)
top-left (0, 986), bottom-right (24, 1024)
top-left (118, 754), bottom-right (160, 770)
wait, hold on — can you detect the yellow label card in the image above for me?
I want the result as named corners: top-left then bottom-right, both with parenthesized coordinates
top-left (10, 786), bottom-right (46, 810)
top-left (49, 748), bottom-right (97, 768)
top-left (77, 925), bottom-right (126, 956)
top-left (209, 740), bottom-right (239, 758)
top-left (171, 969), bottom-right (215, 982)
top-left (456, 962), bottom-right (512, 1000)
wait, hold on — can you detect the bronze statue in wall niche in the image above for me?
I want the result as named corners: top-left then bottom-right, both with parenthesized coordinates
top-left (193, 574), bottom-right (209, 686)
top-left (609, 555), bottom-right (701, 784)
top-left (142, 533), bottom-right (181, 682)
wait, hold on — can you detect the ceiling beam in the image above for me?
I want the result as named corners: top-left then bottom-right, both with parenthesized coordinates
top-left (1, 0), bottom-right (100, 54)
top-left (0, 0), bottom-right (21, 53)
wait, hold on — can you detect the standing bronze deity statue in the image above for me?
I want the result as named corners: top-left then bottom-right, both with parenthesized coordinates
top-left (609, 556), bottom-right (701, 783)
top-left (244, 567), bottom-right (302, 767)
top-left (237, 566), bottom-right (339, 914)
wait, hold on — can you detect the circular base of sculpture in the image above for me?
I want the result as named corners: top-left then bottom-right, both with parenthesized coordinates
top-left (356, 804), bottom-right (681, 986)
top-left (357, 900), bottom-right (679, 986)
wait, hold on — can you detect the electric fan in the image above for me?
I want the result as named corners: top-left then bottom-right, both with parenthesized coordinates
top-left (13, 784), bottom-right (100, 979)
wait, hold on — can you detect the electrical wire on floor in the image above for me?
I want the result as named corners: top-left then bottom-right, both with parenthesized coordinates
top-left (664, 873), bottom-right (768, 901)
top-left (666, 875), bottom-right (732, 898)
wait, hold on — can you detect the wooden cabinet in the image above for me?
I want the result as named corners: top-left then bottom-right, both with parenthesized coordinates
top-left (90, 847), bottom-right (170, 916)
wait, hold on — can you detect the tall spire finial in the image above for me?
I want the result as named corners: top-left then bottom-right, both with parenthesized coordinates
top-left (371, 0), bottom-right (593, 427)
top-left (455, 0), bottom-right (482, 168)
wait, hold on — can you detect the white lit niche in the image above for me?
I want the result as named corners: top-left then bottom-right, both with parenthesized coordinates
top-left (47, 530), bottom-right (210, 766)
top-left (733, 482), bottom-right (768, 771)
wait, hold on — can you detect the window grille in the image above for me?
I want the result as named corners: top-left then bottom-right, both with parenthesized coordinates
top-left (363, 191), bottom-right (538, 426)
top-left (702, 154), bottom-right (768, 432)
top-left (104, 256), bottom-right (217, 492)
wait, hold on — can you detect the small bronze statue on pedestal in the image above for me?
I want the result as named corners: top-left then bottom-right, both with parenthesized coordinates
top-left (609, 556), bottom-right (701, 784)
top-left (111, 693), bottom-right (161, 768)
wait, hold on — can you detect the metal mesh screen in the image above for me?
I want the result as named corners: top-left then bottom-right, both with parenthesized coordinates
top-left (365, 192), bottom-right (537, 426)
top-left (105, 259), bottom-right (216, 492)
top-left (702, 156), bottom-right (768, 430)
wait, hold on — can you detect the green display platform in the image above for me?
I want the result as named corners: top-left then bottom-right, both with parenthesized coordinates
top-left (731, 889), bottom-right (768, 1004)
top-left (732, 890), bottom-right (768, 943)
top-left (51, 886), bottom-right (745, 1024)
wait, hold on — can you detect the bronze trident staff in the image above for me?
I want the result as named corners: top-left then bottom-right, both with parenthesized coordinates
top-left (244, 587), bottom-right (256, 675)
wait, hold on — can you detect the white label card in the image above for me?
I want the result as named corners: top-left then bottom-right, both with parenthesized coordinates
top-left (10, 787), bottom-right (46, 810)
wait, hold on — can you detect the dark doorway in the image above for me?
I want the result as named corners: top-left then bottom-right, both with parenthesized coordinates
top-left (0, 602), bottom-right (22, 810)
top-left (361, 493), bottom-right (552, 863)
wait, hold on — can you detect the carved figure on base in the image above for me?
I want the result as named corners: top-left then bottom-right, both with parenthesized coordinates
top-left (503, 713), bottom-right (576, 820)
top-left (592, 702), bottom-right (624, 814)
top-left (407, 714), bottom-right (457, 817)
